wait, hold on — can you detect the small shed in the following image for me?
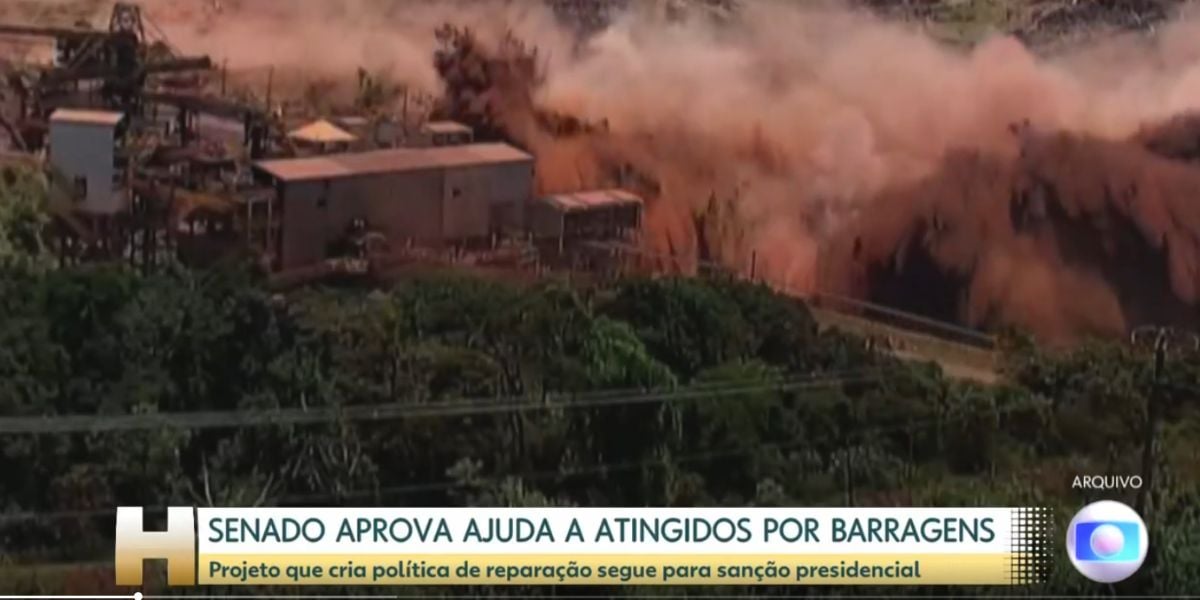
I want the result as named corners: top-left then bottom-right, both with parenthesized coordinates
top-left (333, 116), bottom-right (371, 135)
top-left (531, 189), bottom-right (643, 247)
top-left (421, 121), bottom-right (473, 147)
top-left (334, 115), bottom-right (399, 149)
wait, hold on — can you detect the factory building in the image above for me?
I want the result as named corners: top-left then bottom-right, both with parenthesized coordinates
top-left (254, 142), bottom-right (534, 270)
top-left (47, 109), bottom-right (129, 214)
top-left (530, 189), bottom-right (644, 249)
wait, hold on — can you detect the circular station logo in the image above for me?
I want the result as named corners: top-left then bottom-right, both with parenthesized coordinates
top-left (1066, 500), bottom-right (1149, 583)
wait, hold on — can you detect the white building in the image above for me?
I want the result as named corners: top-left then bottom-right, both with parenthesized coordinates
top-left (48, 109), bottom-right (128, 215)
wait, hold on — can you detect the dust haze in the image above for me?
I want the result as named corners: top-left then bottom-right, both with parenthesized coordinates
top-left (54, 0), bottom-right (1200, 340)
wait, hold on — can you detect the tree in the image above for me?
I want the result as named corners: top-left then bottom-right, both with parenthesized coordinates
top-left (2, 263), bottom-right (1199, 594)
top-left (600, 276), bottom-right (753, 379)
top-left (0, 166), bottom-right (50, 268)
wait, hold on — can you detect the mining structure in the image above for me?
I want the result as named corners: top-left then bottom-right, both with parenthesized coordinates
top-left (0, 2), bottom-right (645, 282)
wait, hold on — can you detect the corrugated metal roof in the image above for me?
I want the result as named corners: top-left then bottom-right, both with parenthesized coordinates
top-left (423, 121), bottom-right (473, 135)
top-left (255, 143), bottom-right (533, 182)
top-left (49, 108), bottom-right (125, 126)
top-left (538, 189), bottom-right (644, 213)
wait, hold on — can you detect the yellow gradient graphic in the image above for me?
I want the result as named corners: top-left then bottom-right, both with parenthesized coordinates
top-left (114, 507), bottom-right (197, 586)
top-left (199, 553), bottom-right (1015, 585)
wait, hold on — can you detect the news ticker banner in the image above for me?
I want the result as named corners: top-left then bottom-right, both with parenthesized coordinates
top-left (114, 507), bottom-right (1054, 586)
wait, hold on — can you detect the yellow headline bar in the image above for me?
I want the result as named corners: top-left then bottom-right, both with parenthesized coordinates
top-left (200, 553), bottom-right (1019, 585)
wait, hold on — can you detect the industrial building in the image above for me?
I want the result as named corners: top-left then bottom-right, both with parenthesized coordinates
top-left (254, 142), bottom-right (535, 270)
top-left (530, 188), bottom-right (643, 250)
top-left (420, 121), bottom-right (474, 147)
top-left (2, 3), bottom-right (646, 281)
top-left (47, 108), bottom-right (129, 214)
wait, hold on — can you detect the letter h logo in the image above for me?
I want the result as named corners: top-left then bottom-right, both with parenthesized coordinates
top-left (114, 507), bottom-right (197, 586)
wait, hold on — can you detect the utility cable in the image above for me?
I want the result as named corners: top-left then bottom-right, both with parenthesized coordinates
top-left (0, 369), bottom-right (882, 435)
top-left (0, 395), bottom-right (1044, 525)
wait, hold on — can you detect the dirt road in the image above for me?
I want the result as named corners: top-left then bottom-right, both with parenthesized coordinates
top-left (810, 306), bottom-right (1001, 384)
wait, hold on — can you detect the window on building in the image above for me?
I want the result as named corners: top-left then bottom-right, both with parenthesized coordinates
top-left (317, 181), bottom-right (330, 209)
top-left (73, 177), bottom-right (87, 202)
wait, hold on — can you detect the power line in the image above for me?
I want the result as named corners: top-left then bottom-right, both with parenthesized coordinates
top-left (808, 292), bottom-right (996, 347)
top-left (0, 369), bottom-right (882, 435)
top-left (0, 395), bottom-right (1045, 525)
top-left (283, 397), bottom-right (1039, 504)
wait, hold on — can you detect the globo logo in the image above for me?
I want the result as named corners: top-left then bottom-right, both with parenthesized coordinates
top-left (1066, 500), bottom-right (1149, 583)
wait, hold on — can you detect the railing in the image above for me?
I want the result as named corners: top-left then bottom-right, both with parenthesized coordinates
top-left (807, 292), bottom-right (997, 350)
top-left (595, 242), bottom-right (999, 351)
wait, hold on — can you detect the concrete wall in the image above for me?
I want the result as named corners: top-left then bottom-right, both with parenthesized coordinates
top-left (529, 201), bottom-right (565, 238)
top-left (277, 180), bottom-right (324, 270)
top-left (48, 122), bottom-right (122, 214)
top-left (364, 169), bottom-right (444, 246)
top-left (277, 158), bottom-right (534, 270)
top-left (443, 166), bottom-right (490, 239)
top-left (476, 161), bottom-right (534, 233)
top-left (279, 169), bottom-right (444, 270)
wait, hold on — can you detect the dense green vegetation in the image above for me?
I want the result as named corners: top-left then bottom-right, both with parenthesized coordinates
top-left (0, 166), bottom-right (1198, 595)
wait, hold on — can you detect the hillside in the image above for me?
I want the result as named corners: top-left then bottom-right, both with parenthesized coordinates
top-left (2, 1), bottom-right (1200, 591)
top-left (0, 1), bottom-right (1182, 43)
top-left (0, 162), bottom-right (1199, 594)
top-left (548, 0), bottom-right (1182, 46)
top-left (862, 0), bottom-right (1181, 45)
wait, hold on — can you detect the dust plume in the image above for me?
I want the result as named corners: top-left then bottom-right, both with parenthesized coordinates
top-left (138, 0), bottom-right (573, 105)
top-left (58, 0), bottom-right (1200, 339)
top-left (428, 0), bottom-right (1200, 341)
